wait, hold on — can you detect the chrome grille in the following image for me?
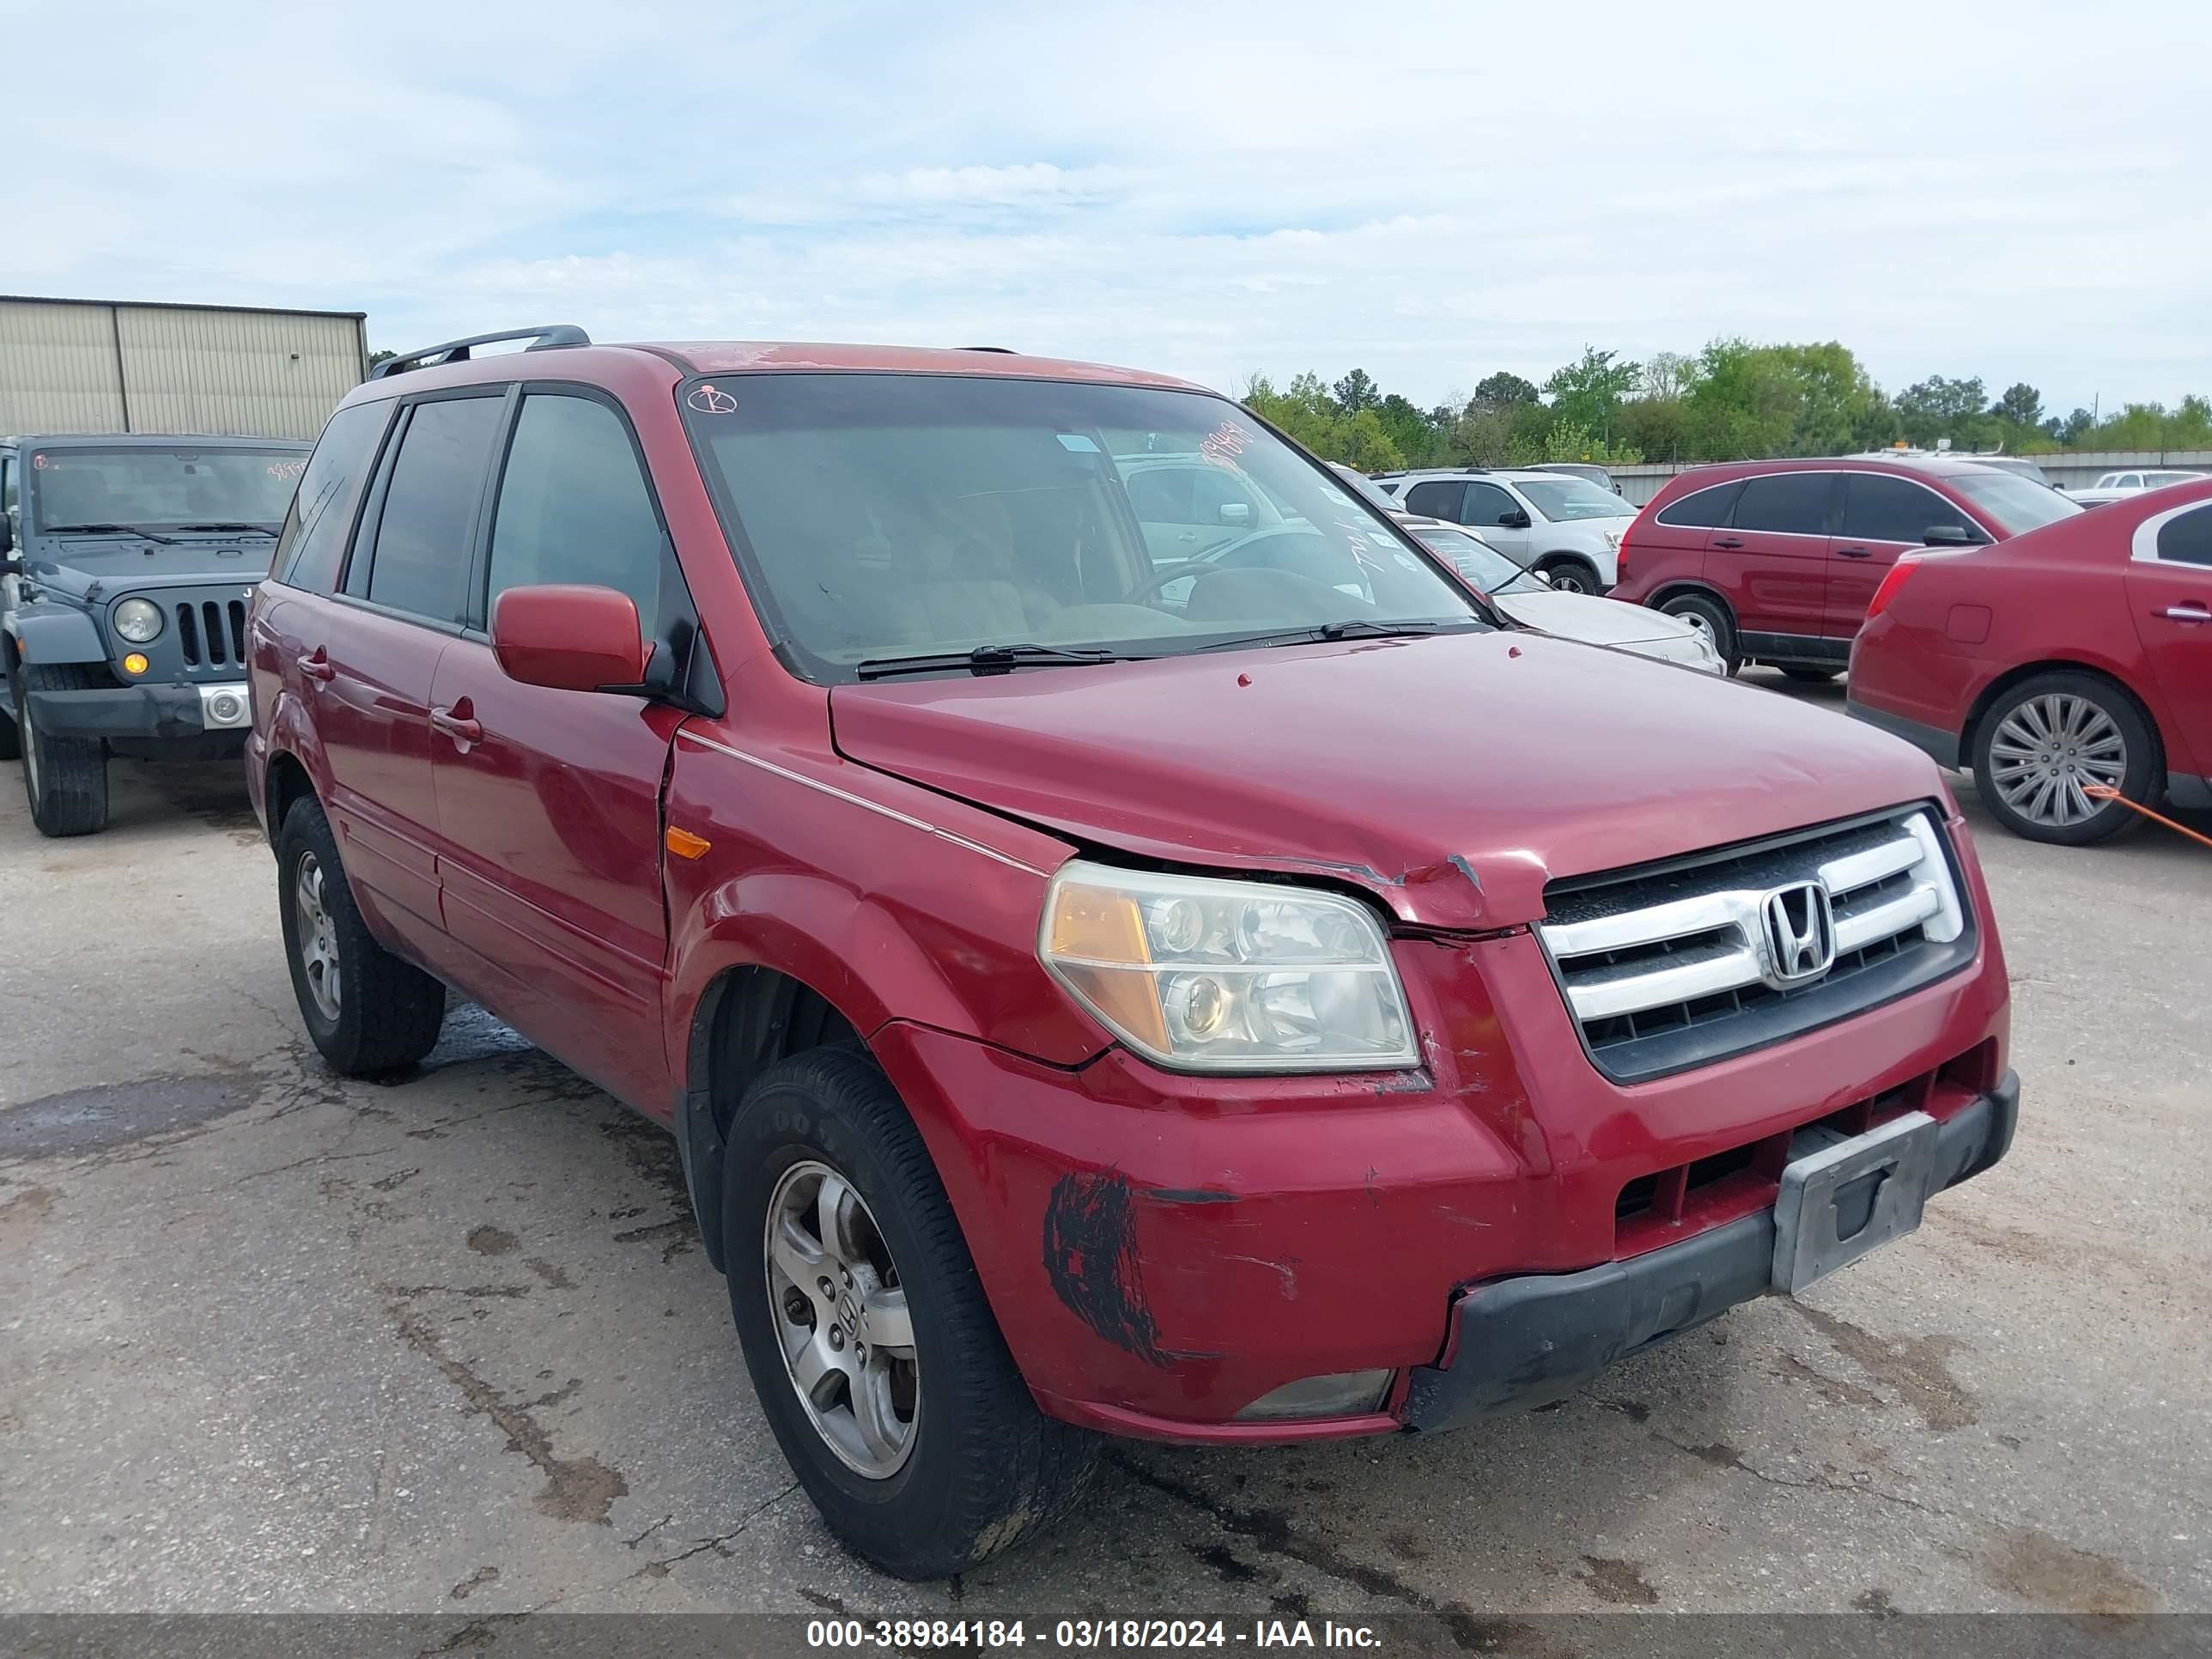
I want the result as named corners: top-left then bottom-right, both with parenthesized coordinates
top-left (1539, 807), bottom-right (1973, 1082)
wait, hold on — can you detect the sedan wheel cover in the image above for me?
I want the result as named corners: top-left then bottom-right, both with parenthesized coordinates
top-left (1988, 695), bottom-right (2128, 828)
top-left (764, 1160), bottom-right (920, 1479)
top-left (294, 854), bottom-right (343, 1022)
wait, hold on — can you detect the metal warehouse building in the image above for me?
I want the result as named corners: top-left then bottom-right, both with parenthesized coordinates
top-left (0, 295), bottom-right (368, 441)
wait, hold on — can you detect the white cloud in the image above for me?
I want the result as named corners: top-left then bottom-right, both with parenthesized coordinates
top-left (11, 0), bottom-right (2212, 413)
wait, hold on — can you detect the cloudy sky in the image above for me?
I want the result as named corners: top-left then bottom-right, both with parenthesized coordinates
top-left (12, 1), bottom-right (2209, 415)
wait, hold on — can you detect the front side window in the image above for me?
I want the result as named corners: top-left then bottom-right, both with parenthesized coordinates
top-left (485, 393), bottom-right (665, 636)
top-left (1950, 472), bottom-right (2083, 535)
top-left (24, 444), bottom-right (305, 531)
top-left (1464, 482), bottom-right (1522, 526)
top-left (681, 374), bottom-right (1481, 680)
top-left (359, 396), bottom-right (505, 623)
top-left (1516, 477), bottom-right (1630, 522)
top-left (276, 402), bottom-right (392, 592)
top-left (1840, 475), bottom-right (1973, 544)
top-left (1730, 471), bottom-right (1837, 535)
top-left (2154, 504), bottom-right (2212, 567)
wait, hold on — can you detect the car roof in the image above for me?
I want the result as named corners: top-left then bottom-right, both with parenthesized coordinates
top-left (1651, 455), bottom-right (2007, 496)
top-left (5, 432), bottom-right (311, 448)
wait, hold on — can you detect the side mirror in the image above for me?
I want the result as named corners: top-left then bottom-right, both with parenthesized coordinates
top-left (490, 584), bottom-right (649, 693)
top-left (1534, 568), bottom-right (1553, 585)
top-left (1218, 501), bottom-right (1251, 525)
top-left (1923, 525), bottom-right (1979, 547)
top-left (1498, 508), bottom-right (1532, 529)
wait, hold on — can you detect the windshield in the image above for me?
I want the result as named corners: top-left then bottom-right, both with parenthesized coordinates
top-left (1329, 465), bottom-right (1403, 512)
top-left (1953, 471), bottom-right (2085, 535)
top-left (682, 374), bottom-right (1482, 679)
top-left (1516, 477), bottom-right (1632, 522)
top-left (25, 446), bottom-right (306, 531)
top-left (1411, 526), bottom-right (1536, 592)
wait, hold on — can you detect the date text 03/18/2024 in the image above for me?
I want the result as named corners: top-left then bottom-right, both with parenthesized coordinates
top-left (804, 1620), bottom-right (1382, 1650)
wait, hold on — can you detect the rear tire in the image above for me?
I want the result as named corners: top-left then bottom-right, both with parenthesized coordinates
top-left (14, 662), bottom-right (108, 837)
top-left (276, 793), bottom-right (447, 1072)
top-left (1657, 592), bottom-right (1741, 675)
top-left (1536, 556), bottom-right (1603, 596)
top-left (723, 1046), bottom-right (1096, 1578)
top-left (1970, 672), bottom-right (2157, 846)
top-left (1779, 665), bottom-right (1843, 684)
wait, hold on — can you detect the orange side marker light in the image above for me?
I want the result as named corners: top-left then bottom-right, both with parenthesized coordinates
top-left (665, 826), bottom-right (712, 860)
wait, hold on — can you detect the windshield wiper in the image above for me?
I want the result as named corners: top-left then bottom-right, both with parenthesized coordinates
top-left (1199, 618), bottom-right (1479, 652)
top-left (854, 642), bottom-right (1147, 680)
top-left (44, 522), bottom-right (180, 544)
top-left (176, 522), bottom-right (277, 536)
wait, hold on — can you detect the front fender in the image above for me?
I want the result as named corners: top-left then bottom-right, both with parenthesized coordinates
top-left (10, 602), bottom-right (106, 665)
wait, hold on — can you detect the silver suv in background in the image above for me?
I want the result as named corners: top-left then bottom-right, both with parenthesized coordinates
top-left (1370, 467), bottom-right (1636, 593)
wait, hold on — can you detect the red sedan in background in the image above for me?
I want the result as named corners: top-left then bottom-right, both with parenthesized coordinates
top-left (1847, 479), bottom-right (2212, 844)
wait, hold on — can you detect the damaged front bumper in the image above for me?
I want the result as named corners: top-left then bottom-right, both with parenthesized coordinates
top-left (1401, 1073), bottom-right (2017, 1431)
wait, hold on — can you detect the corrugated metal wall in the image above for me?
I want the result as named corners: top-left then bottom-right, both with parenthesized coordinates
top-left (0, 298), bottom-right (365, 440)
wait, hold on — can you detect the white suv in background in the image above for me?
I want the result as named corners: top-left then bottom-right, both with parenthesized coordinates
top-left (2068, 467), bottom-right (2207, 507)
top-left (1370, 468), bottom-right (1635, 592)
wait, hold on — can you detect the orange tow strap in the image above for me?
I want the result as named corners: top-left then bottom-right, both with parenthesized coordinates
top-left (2083, 784), bottom-right (2212, 852)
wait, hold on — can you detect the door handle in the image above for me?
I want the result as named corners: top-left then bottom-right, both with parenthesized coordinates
top-left (429, 703), bottom-right (483, 744)
top-left (296, 649), bottom-right (335, 682)
top-left (1836, 545), bottom-right (1873, 558)
top-left (1711, 536), bottom-right (1744, 549)
top-left (2160, 603), bottom-right (2211, 623)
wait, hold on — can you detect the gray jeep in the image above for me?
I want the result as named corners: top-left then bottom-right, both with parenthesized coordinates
top-left (2, 433), bottom-right (310, 836)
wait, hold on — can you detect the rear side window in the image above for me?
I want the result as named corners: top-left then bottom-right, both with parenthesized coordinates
top-left (358, 396), bottom-right (505, 623)
top-left (1731, 472), bottom-right (1836, 535)
top-left (1839, 475), bottom-right (1972, 544)
top-left (1404, 479), bottom-right (1465, 520)
top-left (2155, 505), bottom-right (2212, 567)
top-left (275, 402), bottom-right (392, 592)
top-left (484, 392), bottom-right (665, 636)
top-left (1655, 479), bottom-right (1743, 528)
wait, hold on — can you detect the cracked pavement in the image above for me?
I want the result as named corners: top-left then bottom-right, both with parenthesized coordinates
top-left (3, 672), bottom-right (2208, 1632)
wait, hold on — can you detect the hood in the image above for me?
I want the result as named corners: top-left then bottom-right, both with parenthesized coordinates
top-left (1490, 588), bottom-right (1692, 645)
top-left (22, 533), bottom-right (275, 594)
top-left (830, 630), bottom-right (1944, 932)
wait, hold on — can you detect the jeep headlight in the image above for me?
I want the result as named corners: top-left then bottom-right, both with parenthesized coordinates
top-left (112, 598), bottom-right (165, 644)
top-left (1039, 861), bottom-right (1416, 1073)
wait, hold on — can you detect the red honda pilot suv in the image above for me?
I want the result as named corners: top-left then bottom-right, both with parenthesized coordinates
top-left (1612, 455), bottom-right (2081, 677)
top-left (246, 326), bottom-right (2018, 1577)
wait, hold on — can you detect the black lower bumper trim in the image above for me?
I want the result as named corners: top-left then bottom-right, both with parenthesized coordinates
top-left (27, 683), bottom-right (218, 739)
top-left (1846, 699), bottom-right (1963, 769)
top-left (1402, 1072), bottom-right (2019, 1431)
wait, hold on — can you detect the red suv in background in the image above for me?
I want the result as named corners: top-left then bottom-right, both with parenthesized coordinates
top-left (1848, 478), bottom-right (2212, 844)
top-left (246, 326), bottom-right (2017, 1577)
top-left (1613, 457), bottom-right (2081, 677)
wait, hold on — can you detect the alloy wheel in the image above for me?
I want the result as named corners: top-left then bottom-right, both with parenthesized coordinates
top-left (294, 853), bottom-right (343, 1022)
top-left (1988, 694), bottom-right (2128, 829)
top-left (763, 1160), bottom-right (920, 1479)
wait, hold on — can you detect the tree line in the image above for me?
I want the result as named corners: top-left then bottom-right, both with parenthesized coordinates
top-left (1243, 342), bottom-right (2212, 473)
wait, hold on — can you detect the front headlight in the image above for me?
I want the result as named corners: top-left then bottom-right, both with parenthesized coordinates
top-left (112, 598), bottom-right (165, 643)
top-left (1038, 860), bottom-right (1417, 1073)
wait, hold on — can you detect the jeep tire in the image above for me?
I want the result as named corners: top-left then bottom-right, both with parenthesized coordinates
top-left (277, 793), bottom-right (447, 1073)
top-left (14, 662), bottom-right (108, 837)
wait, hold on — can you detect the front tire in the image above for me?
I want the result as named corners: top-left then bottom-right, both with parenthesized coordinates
top-left (276, 793), bottom-right (447, 1072)
top-left (1657, 592), bottom-right (1741, 675)
top-left (13, 662), bottom-right (108, 837)
top-left (1971, 672), bottom-right (2157, 846)
top-left (1536, 556), bottom-right (1603, 596)
top-left (724, 1047), bottom-right (1095, 1578)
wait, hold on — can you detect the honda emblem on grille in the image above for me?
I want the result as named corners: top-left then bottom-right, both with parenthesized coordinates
top-left (1759, 882), bottom-right (1835, 988)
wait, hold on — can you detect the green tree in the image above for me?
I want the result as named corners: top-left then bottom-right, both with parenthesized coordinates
top-left (1896, 374), bottom-right (1990, 449)
top-left (1473, 371), bottom-right (1540, 408)
top-left (1333, 368), bottom-right (1380, 414)
top-left (1991, 382), bottom-right (2043, 429)
top-left (1376, 393), bottom-right (1443, 467)
top-left (1543, 347), bottom-right (1642, 441)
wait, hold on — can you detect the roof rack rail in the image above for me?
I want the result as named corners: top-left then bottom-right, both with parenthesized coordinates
top-left (958, 345), bottom-right (1016, 353)
top-left (370, 325), bottom-right (592, 380)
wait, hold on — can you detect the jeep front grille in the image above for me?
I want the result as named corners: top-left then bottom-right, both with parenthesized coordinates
top-left (176, 599), bottom-right (248, 668)
top-left (1538, 806), bottom-right (1974, 1083)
